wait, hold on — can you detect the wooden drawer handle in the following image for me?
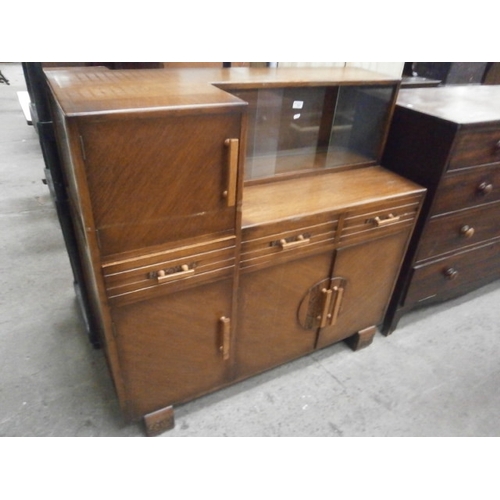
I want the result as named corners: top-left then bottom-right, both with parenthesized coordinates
top-left (156, 265), bottom-right (194, 283)
top-left (373, 213), bottom-right (401, 227)
top-left (459, 225), bottom-right (475, 239)
top-left (477, 182), bottom-right (493, 196)
top-left (279, 234), bottom-right (311, 250)
top-left (443, 267), bottom-right (458, 280)
top-left (495, 140), bottom-right (500, 153)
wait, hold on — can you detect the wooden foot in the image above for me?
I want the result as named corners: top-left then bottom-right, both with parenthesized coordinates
top-left (344, 325), bottom-right (377, 351)
top-left (144, 405), bottom-right (175, 436)
top-left (381, 308), bottom-right (405, 336)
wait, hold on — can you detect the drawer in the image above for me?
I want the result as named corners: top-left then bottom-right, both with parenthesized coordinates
top-left (340, 195), bottom-right (422, 246)
top-left (102, 237), bottom-right (236, 305)
top-left (405, 238), bottom-right (500, 305)
top-left (449, 126), bottom-right (500, 170)
top-left (432, 163), bottom-right (500, 215)
top-left (417, 202), bottom-right (500, 261)
top-left (241, 212), bottom-right (339, 270)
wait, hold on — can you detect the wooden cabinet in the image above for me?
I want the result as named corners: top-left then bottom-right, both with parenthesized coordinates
top-left (382, 85), bottom-right (500, 334)
top-left (45, 67), bottom-right (425, 435)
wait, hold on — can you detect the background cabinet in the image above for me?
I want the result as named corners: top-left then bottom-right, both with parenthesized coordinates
top-left (45, 67), bottom-right (425, 435)
top-left (382, 85), bottom-right (500, 334)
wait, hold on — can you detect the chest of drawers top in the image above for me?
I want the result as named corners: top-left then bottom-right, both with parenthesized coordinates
top-left (396, 85), bottom-right (500, 126)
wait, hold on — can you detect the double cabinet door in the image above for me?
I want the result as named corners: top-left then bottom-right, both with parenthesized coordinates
top-left (235, 229), bottom-right (411, 380)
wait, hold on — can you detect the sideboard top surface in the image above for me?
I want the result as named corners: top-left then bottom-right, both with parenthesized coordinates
top-left (44, 66), bottom-right (400, 117)
top-left (242, 166), bottom-right (425, 227)
top-left (396, 85), bottom-right (500, 125)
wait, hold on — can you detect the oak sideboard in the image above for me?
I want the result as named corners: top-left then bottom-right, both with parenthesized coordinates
top-left (45, 67), bottom-right (425, 435)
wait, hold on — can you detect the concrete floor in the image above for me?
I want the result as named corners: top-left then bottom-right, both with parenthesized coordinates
top-left (1, 62), bottom-right (500, 437)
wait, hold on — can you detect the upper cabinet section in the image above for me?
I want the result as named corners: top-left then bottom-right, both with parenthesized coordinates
top-left (45, 66), bottom-right (400, 256)
top-left (228, 83), bottom-right (397, 181)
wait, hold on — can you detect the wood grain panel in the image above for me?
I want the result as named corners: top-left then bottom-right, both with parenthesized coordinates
top-left (79, 112), bottom-right (242, 255)
top-left (416, 202), bottom-right (500, 261)
top-left (235, 252), bottom-right (333, 379)
top-left (317, 231), bottom-right (410, 348)
top-left (112, 278), bottom-right (233, 421)
top-left (405, 239), bottom-right (500, 305)
top-left (449, 127), bottom-right (500, 170)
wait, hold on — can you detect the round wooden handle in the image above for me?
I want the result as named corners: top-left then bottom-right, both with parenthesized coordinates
top-left (459, 225), bottom-right (475, 238)
top-left (477, 182), bottom-right (493, 196)
top-left (443, 267), bottom-right (458, 280)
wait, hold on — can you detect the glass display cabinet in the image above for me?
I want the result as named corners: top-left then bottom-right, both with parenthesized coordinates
top-left (44, 66), bottom-right (425, 435)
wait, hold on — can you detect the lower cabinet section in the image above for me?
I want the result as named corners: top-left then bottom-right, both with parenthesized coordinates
top-left (111, 278), bottom-right (234, 421)
top-left (109, 228), bottom-right (415, 428)
top-left (236, 229), bottom-right (412, 378)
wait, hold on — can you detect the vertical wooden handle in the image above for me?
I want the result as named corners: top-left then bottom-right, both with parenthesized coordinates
top-left (329, 286), bottom-right (344, 326)
top-left (320, 288), bottom-right (333, 328)
top-left (224, 139), bottom-right (239, 207)
top-left (219, 316), bottom-right (231, 360)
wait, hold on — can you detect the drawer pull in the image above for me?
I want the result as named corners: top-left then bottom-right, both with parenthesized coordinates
top-left (279, 234), bottom-right (311, 250)
top-left (477, 182), bottom-right (493, 196)
top-left (443, 267), bottom-right (458, 280)
top-left (459, 225), bottom-right (475, 239)
top-left (373, 213), bottom-right (401, 227)
top-left (495, 140), bottom-right (500, 153)
top-left (156, 265), bottom-right (194, 283)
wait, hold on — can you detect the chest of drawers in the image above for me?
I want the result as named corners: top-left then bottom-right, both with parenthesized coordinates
top-left (382, 85), bottom-right (500, 334)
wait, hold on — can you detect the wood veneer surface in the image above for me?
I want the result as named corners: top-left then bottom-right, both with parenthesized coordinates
top-left (396, 86), bottom-right (500, 124)
top-left (44, 67), bottom-right (399, 117)
top-left (242, 166), bottom-right (423, 227)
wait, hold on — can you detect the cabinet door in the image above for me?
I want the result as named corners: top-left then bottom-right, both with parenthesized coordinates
top-left (316, 230), bottom-right (410, 349)
top-left (78, 112), bottom-right (242, 255)
top-left (111, 278), bottom-right (233, 421)
top-left (235, 251), bottom-right (333, 379)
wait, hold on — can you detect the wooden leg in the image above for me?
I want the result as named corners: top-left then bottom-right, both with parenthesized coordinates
top-left (344, 325), bottom-right (377, 351)
top-left (381, 308), bottom-right (405, 336)
top-left (144, 405), bottom-right (175, 436)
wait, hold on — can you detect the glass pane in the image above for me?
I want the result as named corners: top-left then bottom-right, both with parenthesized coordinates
top-left (230, 84), bottom-right (395, 181)
top-left (327, 85), bottom-right (395, 168)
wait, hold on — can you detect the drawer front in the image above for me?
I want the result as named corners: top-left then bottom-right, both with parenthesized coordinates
top-left (405, 239), bottom-right (500, 305)
top-left (417, 202), bottom-right (500, 261)
top-left (432, 163), bottom-right (500, 215)
top-left (102, 238), bottom-right (236, 305)
top-left (340, 195), bottom-right (422, 246)
top-left (449, 126), bottom-right (500, 170)
top-left (241, 212), bottom-right (339, 271)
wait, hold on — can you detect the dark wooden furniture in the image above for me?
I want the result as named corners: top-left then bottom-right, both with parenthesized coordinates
top-left (382, 85), bottom-right (500, 334)
top-left (45, 67), bottom-right (425, 435)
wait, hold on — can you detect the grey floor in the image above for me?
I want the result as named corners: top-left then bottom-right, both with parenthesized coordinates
top-left (1, 62), bottom-right (500, 437)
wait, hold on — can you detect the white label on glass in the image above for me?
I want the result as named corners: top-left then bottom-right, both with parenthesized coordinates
top-left (292, 100), bottom-right (304, 109)
top-left (293, 113), bottom-right (301, 120)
